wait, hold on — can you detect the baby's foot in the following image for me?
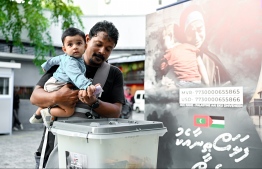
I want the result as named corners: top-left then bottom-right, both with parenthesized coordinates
top-left (29, 114), bottom-right (43, 124)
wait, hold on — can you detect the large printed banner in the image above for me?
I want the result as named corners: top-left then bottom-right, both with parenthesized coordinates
top-left (145, 0), bottom-right (262, 168)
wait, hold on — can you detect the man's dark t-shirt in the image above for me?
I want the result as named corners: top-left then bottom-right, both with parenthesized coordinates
top-left (36, 64), bottom-right (125, 167)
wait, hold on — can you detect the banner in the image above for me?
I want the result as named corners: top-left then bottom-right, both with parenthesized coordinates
top-left (145, 0), bottom-right (262, 168)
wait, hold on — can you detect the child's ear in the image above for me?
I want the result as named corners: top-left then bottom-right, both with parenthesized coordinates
top-left (62, 46), bottom-right (66, 52)
top-left (85, 34), bottom-right (90, 42)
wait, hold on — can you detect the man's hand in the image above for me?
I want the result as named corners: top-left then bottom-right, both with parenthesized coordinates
top-left (55, 84), bottom-right (79, 108)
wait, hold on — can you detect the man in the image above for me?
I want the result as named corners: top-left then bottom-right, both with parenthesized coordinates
top-left (30, 20), bottom-right (125, 168)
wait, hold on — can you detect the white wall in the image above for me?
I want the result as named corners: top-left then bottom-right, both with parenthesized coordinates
top-left (73, 0), bottom-right (178, 16)
top-left (0, 14), bottom-right (146, 50)
top-left (44, 14), bottom-right (147, 49)
top-left (13, 61), bottom-right (42, 86)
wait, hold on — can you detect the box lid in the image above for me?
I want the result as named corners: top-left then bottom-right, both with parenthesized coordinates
top-left (51, 118), bottom-right (167, 139)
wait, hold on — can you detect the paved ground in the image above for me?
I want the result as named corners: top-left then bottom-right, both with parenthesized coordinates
top-left (0, 129), bottom-right (43, 168)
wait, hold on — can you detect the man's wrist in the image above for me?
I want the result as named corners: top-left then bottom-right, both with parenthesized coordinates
top-left (90, 99), bottom-right (100, 109)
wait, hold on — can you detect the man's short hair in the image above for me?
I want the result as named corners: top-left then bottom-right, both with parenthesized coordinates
top-left (89, 20), bottom-right (119, 47)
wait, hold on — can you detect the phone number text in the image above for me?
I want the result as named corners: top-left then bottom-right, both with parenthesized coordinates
top-left (179, 87), bottom-right (243, 105)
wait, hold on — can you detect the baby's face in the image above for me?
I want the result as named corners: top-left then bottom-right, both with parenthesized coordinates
top-left (185, 20), bottom-right (206, 49)
top-left (62, 35), bottom-right (86, 58)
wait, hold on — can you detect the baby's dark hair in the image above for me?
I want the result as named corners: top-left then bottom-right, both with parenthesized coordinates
top-left (61, 27), bottom-right (86, 45)
top-left (89, 20), bottom-right (119, 46)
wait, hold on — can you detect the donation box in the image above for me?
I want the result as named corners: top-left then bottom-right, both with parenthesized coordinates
top-left (51, 118), bottom-right (167, 168)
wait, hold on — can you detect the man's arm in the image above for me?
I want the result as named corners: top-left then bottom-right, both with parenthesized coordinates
top-left (96, 101), bottom-right (122, 118)
top-left (30, 84), bottom-right (79, 108)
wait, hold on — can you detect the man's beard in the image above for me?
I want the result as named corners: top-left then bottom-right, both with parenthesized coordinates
top-left (89, 53), bottom-right (105, 67)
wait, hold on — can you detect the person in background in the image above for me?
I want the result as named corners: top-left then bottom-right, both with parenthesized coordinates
top-left (124, 86), bottom-right (133, 102)
top-left (30, 20), bottom-right (125, 168)
top-left (130, 95), bottom-right (135, 108)
top-left (13, 88), bottom-right (23, 130)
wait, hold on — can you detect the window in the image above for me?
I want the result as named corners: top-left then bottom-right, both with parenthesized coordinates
top-left (0, 77), bottom-right (9, 95)
top-left (136, 94), bottom-right (141, 99)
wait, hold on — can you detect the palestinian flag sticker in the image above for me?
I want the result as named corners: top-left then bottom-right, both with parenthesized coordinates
top-left (194, 115), bottom-right (225, 128)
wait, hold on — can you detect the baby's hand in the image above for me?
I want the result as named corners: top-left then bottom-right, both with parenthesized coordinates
top-left (78, 89), bottom-right (86, 98)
